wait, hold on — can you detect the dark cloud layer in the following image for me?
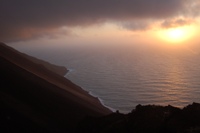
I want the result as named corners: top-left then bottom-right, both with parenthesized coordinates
top-left (0, 0), bottom-right (191, 42)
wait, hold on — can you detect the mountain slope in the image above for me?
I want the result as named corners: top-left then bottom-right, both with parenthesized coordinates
top-left (0, 43), bottom-right (111, 132)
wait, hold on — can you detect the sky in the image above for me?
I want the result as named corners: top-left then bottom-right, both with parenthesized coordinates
top-left (1, 0), bottom-right (200, 47)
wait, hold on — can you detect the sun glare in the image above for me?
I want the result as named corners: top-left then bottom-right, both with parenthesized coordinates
top-left (157, 25), bottom-right (196, 44)
top-left (168, 28), bottom-right (184, 40)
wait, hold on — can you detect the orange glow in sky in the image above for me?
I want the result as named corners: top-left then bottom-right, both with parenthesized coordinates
top-left (156, 25), bottom-right (198, 45)
top-left (10, 19), bottom-right (200, 48)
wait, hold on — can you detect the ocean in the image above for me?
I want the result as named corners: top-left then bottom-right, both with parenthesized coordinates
top-left (12, 43), bottom-right (200, 113)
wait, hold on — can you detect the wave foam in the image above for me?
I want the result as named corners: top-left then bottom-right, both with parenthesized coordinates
top-left (89, 91), bottom-right (116, 112)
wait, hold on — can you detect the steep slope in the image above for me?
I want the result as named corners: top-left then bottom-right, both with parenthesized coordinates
top-left (0, 43), bottom-right (111, 132)
top-left (21, 53), bottom-right (68, 76)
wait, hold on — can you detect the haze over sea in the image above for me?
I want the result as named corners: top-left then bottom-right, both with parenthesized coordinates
top-left (13, 43), bottom-right (200, 113)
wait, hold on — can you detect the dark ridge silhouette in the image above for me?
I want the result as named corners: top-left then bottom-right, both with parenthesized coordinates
top-left (77, 103), bottom-right (200, 133)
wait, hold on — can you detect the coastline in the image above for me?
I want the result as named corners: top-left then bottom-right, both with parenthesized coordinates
top-left (88, 91), bottom-right (116, 112)
top-left (2, 42), bottom-right (200, 132)
top-left (0, 42), bottom-right (112, 132)
top-left (65, 68), bottom-right (115, 112)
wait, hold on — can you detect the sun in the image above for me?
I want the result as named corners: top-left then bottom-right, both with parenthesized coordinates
top-left (167, 28), bottom-right (184, 40)
top-left (157, 25), bottom-right (196, 44)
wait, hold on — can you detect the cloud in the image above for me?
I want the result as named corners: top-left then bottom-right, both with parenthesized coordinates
top-left (0, 0), bottom-right (195, 42)
top-left (161, 18), bottom-right (193, 28)
top-left (120, 20), bottom-right (152, 31)
top-left (184, 0), bottom-right (200, 17)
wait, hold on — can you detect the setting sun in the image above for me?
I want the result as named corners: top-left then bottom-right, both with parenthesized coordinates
top-left (157, 25), bottom-right (196, 44)
top-left (167, 28), bottom-right (184, 40)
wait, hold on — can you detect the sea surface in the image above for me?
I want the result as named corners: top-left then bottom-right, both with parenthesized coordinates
top-left (13, 43), bottom-right (200, 113)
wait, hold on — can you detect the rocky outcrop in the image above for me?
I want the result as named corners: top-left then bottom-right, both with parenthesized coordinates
top-left (78, 103), bottom-right (200, 133)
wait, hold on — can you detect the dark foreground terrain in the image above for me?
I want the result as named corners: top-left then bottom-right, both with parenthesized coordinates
top-left (78, 103), bottom-right (200, 133)
top-left (1, 42), bottom-right (200, 133)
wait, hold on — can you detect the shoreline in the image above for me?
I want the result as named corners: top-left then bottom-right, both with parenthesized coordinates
top-left (0, 42), bottom-right (112, 131)
top-left (65, 69), bottom-right (115, 112)
top-left (88, 91), bottom-right (116, 112)
top-left (2, 43), bottom-right (200, 132)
